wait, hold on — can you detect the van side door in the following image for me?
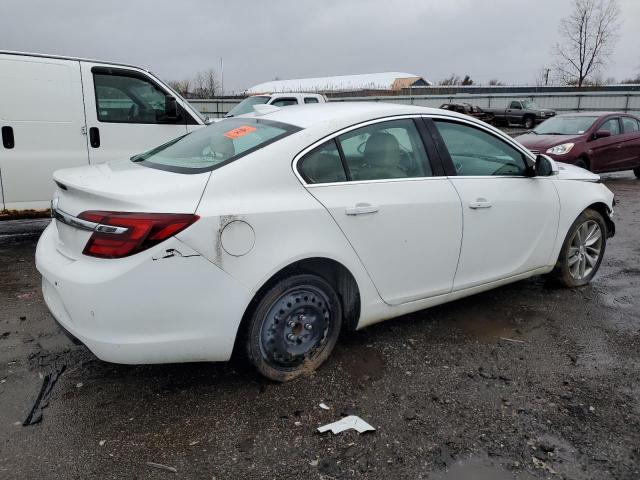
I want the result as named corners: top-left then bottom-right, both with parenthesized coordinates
top-left (80, 63), bottom-right (202, 165)
top-left (0, 54), bottom-right (89, 211)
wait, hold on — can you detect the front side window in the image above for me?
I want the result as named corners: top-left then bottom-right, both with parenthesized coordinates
top-left (600, 118), bottom-right (621, 135)
top-left (622, 117), bottom-right (640, 133)
top-left (93, 71), bottom-right (183, 124)
top-left (304, 97), bottom-right (320, 104)
top-left (132, 118), bottom-right (300, 173)
top-left (298, 140), bottom-right (346, 184)
top-left (509, 101), bottom-right (522, 110)
top-left (434, 120), bottom-right (527, 176)
top-left (337, 119), bottom-right (432, 181)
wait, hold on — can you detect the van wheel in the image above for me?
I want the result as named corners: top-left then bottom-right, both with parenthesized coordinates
top-left (634, 166), bottom-right (640, 178)
top-left (523, 116), bottom-right (535, 130)
top-left (245, 274), bottom-right (342, 382)
top-left (551, 209), bottom-right (607, 288)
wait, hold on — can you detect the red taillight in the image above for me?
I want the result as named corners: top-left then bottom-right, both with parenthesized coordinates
top-left (78, 211), bottom-right (199, 259)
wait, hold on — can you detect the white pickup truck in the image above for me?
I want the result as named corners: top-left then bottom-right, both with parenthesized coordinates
top-left (224, 93), bottom-right (326, 118)
top-left (0, 51), bottom-right (206, 212)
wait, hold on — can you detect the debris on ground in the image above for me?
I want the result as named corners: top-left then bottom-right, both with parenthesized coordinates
top-left (146, 462), bottom-right (178, 474)
top-left (319, 402), bottom-right (330, 410)
top-left (23, 365), bottom-right (66, 426)
top-left (317, 415), bottom-right (375, 434)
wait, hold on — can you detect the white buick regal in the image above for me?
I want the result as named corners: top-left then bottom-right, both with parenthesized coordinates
top-left (36, 103), bottom-right (615, 381)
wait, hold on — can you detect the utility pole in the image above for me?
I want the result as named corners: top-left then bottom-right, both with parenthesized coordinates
top-left (544, 68), bottom-right (550, 86)
top-left (220, 57), bottom-right (224, 97)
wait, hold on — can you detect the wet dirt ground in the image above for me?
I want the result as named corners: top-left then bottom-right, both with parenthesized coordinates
top-left (1, 174), bottom-right (639, 480)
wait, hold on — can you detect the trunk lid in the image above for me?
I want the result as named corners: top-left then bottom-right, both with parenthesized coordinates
top-left (51, 159), bottom-right (210, 259)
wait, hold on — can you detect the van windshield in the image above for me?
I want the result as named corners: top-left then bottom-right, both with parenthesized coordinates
top-left (226, 96), bottom-right (271, 117)
top-left (132, 118), bottom-right (301, 174)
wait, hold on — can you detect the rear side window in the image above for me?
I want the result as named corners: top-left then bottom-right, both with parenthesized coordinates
top-left (132, 118), bottom-right (301, 173)
top-left (338, 119), bottom-right (432, 181)
top-left (298, 140), bottom-right (346, 184)
top-left (304, 97), bottom-right (320, 104)
top-left (622, 117), bottom-right (640, 133)
top-left (434, 120), bottom-right (527, 176)
top-left (271, 98), bottom-right (298, 107)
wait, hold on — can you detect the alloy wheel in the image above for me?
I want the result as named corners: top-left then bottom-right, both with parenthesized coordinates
top-left (567, 220), bottom-right (603, 280)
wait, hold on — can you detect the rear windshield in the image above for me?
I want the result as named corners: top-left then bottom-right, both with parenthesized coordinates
top-left (132, 118), bottom-right (301, 174)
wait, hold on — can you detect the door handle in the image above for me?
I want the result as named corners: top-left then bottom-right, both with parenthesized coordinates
top-left (345, 203), bottom-right (379, 215)
top-left (469, 199), bottom-right (492, 209)
top-left (2, 126), bottom-right (14, 149)
top-left (89, 127), bottom-right (100, 148)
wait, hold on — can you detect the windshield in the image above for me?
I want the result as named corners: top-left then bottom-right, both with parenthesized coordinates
top-left (522, 100), bottom-right (539, 109)
top-left (534, 116), bottom-right (598, 135)
top-left (132, 118), bottom-right (301, 173)
top-left (226, 96), bottom-right (271, 117)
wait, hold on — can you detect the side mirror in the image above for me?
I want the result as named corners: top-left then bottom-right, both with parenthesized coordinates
top-left (534, 154), bottom-right (559, 177)
top-left (594, 129), bottom-right (611, 139)
top-left (165, 96), bottom-right (178, 120)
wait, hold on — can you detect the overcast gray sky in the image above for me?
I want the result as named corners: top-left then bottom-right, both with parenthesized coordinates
top-left (1, 0), bottom-right (638, 92)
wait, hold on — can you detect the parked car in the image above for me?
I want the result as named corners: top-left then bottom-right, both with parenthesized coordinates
top-left (225, 93), bottom-right (326, 117)
top-left (439, 103), bottom-right (494, 123)
top-left (0, 51), bottom-right (206, 212)
top-left (485, 99), bottom-right (556, 129)
top-left (516, 112), bottom-right (640, 177)
top-left (37, 102), bottom-right (615, 381)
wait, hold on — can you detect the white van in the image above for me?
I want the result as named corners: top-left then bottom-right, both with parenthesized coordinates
top-left (0, 51), bottom-right (206, 212)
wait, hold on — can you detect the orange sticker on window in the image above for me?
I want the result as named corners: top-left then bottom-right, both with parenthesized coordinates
top-left (224, 125), bottom-right (257, 139)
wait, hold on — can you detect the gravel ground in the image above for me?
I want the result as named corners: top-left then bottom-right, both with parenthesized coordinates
top-left (0, 174), bottom-right (639, 480)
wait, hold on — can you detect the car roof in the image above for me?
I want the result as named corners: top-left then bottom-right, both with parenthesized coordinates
top-left (251, 101), bottom-right (469, 129)
top-left (0, 50), bottom-right (149, 72)
top-left (554, 111), bottom-right (631, 118)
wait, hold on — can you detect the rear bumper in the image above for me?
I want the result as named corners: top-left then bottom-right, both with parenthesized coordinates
top-left (36, 222), bottom-right (252, 364)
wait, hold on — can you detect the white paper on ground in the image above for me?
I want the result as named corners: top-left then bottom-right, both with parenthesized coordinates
top-left (317, 415), bottom-right (375, 434)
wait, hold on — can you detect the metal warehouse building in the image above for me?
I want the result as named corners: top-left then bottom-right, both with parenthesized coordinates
top-left (247, 72), bottom-right (431, 94)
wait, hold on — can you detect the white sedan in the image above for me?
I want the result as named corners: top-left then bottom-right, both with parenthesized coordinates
top-left (36, 103), bottom-right (615, 381)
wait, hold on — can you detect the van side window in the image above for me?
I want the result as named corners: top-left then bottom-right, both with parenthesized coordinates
top-left (93, 70), bottom-right (192, 125)
top-left (304, 97), bottom-right (319, 104)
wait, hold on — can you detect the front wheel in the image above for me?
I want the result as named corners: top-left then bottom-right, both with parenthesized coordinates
top-left (244, 274), bottom-right (342, 382)
top-left (634, 166), bottom-right (640, 178)
top-left (523, 116), bottom-right (535, 130)
top-left (552, 209), bottom-right (607, 287)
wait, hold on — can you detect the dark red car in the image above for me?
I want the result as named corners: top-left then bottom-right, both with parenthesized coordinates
top-left (516, 112), bottom-right (640, 177)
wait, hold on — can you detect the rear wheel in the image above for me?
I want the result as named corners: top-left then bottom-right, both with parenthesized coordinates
top-left (552, 209), bottom-right (607, 287)
top-left (245, 274), bottom-right (342, 382)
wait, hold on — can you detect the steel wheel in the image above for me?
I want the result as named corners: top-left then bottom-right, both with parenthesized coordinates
top-left (567, 220), bottom-right (603, 280)
top-left (260, 286), bottom-right (332, 368)
top-left (245, 273), bottom-right (342, 381)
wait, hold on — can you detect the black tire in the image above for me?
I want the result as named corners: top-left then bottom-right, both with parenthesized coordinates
top-left (244, 274), bottom-right (342, 382)
top-left (523, 116), bottom-right (535, 130)
top-left (634, 166), bottom-right (640, 178)
top-left (551, 209), bottom-right (607, 288)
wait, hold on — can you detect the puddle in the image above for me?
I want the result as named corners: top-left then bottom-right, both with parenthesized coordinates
top-left (429, 457), bottom-right (535, 480)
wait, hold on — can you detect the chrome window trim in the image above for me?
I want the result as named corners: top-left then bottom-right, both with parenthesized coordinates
top-left (292, 113), bottom-right (537, 187)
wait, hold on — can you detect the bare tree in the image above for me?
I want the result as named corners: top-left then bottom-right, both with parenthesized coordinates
top-left (193, 69), bottom-right (220, 98)
top-left (488, 78), bottom-right (504, 86)
top-left (554, 0), bottom-right (621, 88)
top-left (167, 79), bottom-right (191, 97)
top-left (438, 74), bottom-right (474, 86)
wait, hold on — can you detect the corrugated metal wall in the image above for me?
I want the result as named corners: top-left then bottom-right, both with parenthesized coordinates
top-left (190, 91), bottom-right (640, 118)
